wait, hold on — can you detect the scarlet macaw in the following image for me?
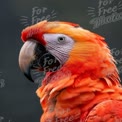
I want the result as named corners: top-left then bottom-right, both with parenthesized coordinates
top-left (19, 20), bottom-right (122, 122)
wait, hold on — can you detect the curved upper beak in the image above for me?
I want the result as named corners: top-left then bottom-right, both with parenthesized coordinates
top-left (19, 39), bottom-right (61, 82)
top-left (19, 39), bottom-right (46, 82)
top-left (19, 40), bottom-right (36, 82)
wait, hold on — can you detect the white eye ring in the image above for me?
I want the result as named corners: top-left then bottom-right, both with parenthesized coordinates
top-left (57, 37), bottom-right (65, 43)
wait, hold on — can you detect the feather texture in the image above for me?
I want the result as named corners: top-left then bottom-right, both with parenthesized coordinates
top-left (21, 20), bottom-right (122, 122)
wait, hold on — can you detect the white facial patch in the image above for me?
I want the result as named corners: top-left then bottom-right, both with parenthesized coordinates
top-left (43, 34), bottom-right (75, 65)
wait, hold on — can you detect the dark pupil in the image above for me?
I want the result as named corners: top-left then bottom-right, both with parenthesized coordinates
top-left (58, 37), bottom-right (64, 41)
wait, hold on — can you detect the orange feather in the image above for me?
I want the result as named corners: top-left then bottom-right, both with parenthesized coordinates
top-left (21, 20), bottom-right (122, 122)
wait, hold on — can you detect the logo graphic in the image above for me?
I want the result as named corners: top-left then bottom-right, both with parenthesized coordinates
top-left (0, 116), bottom-right (4, 122)
top-left (30, 70), bottom-right (45, 87)
top-left (0, 79), bottom-right (5, 89)
top-left (88, 0), bottom-right (122, 29)
top-left (0, 116), bottom-right (13, 122)
top-left (111, 48), bottom-right (122, 74)
top-left (46, 108), bottom-right (81, 122)
top-left (20, 6), bottom-right (57, 27)
top-left (30, 55), bottom-right (71, 87)
top-left (0, 72), bottom-right (5, 89)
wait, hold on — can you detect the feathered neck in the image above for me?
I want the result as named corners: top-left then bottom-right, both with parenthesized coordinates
top-left (36, 65), bottom-right (122, 122)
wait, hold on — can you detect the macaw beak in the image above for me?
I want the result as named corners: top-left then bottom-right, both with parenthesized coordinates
top-left (19, 39), bottom-right (46, 82)
top-left (19, 39), bottom-right (60, 82)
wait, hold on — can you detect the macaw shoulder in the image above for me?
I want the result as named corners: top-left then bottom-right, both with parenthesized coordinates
top-left (85, 100), bottom-right (122, 122)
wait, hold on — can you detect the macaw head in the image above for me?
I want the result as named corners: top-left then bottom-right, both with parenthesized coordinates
top-left (19, 20), bottom-right (118, 83)
top-left (19, 20), bottom-right (121, 122)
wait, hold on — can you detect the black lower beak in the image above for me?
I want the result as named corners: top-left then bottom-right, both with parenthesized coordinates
top-left (19, 39), bottom-right (60, 82)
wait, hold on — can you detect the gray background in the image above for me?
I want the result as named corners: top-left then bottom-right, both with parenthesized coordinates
top-left (0, 0), bottom-right (122, 122)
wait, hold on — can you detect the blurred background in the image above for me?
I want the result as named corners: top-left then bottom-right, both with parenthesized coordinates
top-left (0, 0), bottom-right (122, 122)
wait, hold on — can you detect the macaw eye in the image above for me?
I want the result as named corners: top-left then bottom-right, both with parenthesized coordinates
top-left (57, 37), bottom-right (65, 43)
